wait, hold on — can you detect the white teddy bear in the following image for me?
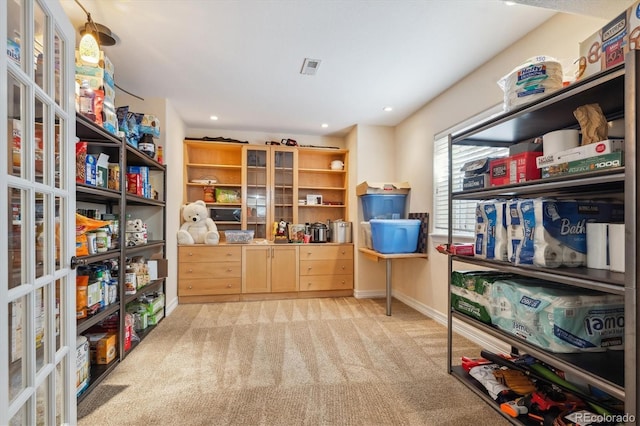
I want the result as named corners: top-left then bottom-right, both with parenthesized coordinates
top-left (177, 200), bottom-right (220, 245)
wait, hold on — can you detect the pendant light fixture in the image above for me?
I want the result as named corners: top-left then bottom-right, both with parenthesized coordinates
top-left (75, 0), bottom-right (117, 64)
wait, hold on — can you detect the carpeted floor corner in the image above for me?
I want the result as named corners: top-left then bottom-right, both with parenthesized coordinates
top-left (78, 297), bottom-right (509, 425)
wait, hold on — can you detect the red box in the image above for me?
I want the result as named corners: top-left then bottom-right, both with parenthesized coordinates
top-left (509, 151), bottom-right (542, 184)
top-left (489, 158), bottom-right (509, 187)
top-left (450, 243), bottom-right (474, 256)
top-left (126, 173), bottom-right (142, 196)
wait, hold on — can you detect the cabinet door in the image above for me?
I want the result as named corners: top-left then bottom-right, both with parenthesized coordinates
top-left (271, 148), bottom-right (296, 229)
top-left (242, 246), bottom-right (270, 293)
top-left (244, 147), bottom-right (269, 238)
top-left (271, 245), bottom-right (299, 292)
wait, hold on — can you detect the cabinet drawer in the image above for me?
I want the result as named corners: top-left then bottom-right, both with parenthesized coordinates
top-left (299, 275), bottom-right (353, 291)
top-left (178, 246), bottom-right (241, 262)
top-left (179, 262), bottom-right (241, 279)
top-left (299, 245), bottom-right (353, 261)
top-left (179, 278), bottom-right (241, 295)
top-left (300, 259), bottom-right (353, 276)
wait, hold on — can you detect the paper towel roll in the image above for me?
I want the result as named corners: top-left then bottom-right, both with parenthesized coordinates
top-left (586, 223), bottom-right (609, 269)
top-left (543, 129), bottom-right (580, 156)
top-left (533, 243), bottom-right (563, 268)
top-left (563, 245), bottom-right (587, 268)
top-left (609, 224), bottom-right (625, 273)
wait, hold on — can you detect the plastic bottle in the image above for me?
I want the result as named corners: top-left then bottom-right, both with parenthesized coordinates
top-left (86, 232), bottom-right (97, 255)
top-left (96, 229), bottom-right (108, 253)
top-left (156, 145), bottom-right (164, 164)
top-left (138, 134), bottom-right (156, 159)
top-left (79, 80), bottom-right (96, 122)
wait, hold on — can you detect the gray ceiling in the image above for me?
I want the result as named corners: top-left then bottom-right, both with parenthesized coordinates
top-left (60, 0), bottom-right (633, 137)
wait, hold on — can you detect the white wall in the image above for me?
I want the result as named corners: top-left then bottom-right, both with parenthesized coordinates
top-left (115, 94), bottom-right (184, 315)
top-left (388, 12), bottom-right (607, 319)
top-left (117, 12), bottom-right (608, 318)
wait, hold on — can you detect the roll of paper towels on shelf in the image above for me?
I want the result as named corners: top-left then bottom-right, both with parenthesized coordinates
top-left (607, 119), bottom-right (625, 139)
top-left (533, 243), bottom-right (563, 268)
top-left (543, 129), bottom-right (580, 156)
top-left (586, 223), bottom-right (609, 270)
top-left (608, 223), bottom-right (625, 272)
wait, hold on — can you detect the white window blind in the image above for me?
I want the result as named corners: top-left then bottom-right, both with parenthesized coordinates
top-left (432, 105), bottom-right (507, 236)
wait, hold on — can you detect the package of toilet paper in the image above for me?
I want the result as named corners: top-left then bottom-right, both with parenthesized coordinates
top-left (489, 278), bottom-right (624, 352)
top-left (515, 198), bottom-right (623, 267)
top-left (506, 199), bottom-right (523, 264)
top-left (450, 271), bottom-right (515, 324)
top-left (475, 201), bottom-right (508, 261)
top-left (474, 203), bottom-right (487, 259)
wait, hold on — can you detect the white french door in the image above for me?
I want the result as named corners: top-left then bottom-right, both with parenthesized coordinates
top-left (1, 0), bottom-right (76, 424)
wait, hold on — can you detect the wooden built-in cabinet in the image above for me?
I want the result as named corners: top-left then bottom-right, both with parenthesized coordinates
top-left (178, 243), bottom-right (352, 302)
top-left (178, 246), bottom-right (241, 302)
top-left (183, 140), bottom-right (349, 238)
top-left (242, 245), bottom-right (299, 294)
top-left (299, 245), bottom-right (353, 291)
top-left (181, 139), bottom-right (352, 303)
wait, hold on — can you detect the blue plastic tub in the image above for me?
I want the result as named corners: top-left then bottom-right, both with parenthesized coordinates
top-left (370, 219), bottom-right (420, 254)
top-left (361, 194), bottom-right (407, 221)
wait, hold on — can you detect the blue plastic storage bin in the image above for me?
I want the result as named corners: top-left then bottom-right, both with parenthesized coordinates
top-left (370, 219), bottom-right (420, 254)
top-left (361, 194), bottom-right (407, 221)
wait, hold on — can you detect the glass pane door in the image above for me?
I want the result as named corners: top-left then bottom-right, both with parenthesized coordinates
top-left (244, 147), bottom-right (268, 239)
top-left (272, 148), bottom-right (295, 228)
top-left (2, 0), bottom-right (76, 424)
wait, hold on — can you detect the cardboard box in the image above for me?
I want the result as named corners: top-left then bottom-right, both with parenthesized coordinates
top-left (536, 139), bottom-right (624, 169)
top-left (96, 153), bottom-right (109, 188)
top-left (509, 141), bottom-right (543, 157)
top-left (85, 332), bottom-right (117, 365)
top-left (577, 2), bottom-right (640, 80)
top-left (356, 181), bottom-right (411, 196)
top-left (541, 152), bottom-right (624, 178)
top-left (148, 253), bottom-right (168, 280)
top-left (126, 173), bottom-right (142, 196)
top-left (462, 173), bottom-right (490, 190)
top-left (509, 151), bottom-right (542, 184)
top-left (489, 158), bottom-right (509, 186)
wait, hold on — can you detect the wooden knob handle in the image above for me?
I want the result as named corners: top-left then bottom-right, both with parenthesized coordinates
top-left (188, 252), bottom-right (193, 256)
top-left (188, 285), bottom-right (192, 289)
top-left (188, 269), bottom-right (193, 273)
top-left (227, 284), bottom-right (232, 288)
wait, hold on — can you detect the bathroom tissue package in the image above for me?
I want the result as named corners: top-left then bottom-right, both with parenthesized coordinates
top-left (451, 271), bottom-right (515, 324)
top-left (474, 201), bottom-right (508, 261)
top-left (489, 278), bottom-right (625, 353)
top-left (515, 198), bottom-right (624, 267)
top-left (506, 199), bottom-right (523, 264)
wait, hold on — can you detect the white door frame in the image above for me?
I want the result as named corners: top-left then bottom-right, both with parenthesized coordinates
top-left (1, 0), bottom-right (76, 424)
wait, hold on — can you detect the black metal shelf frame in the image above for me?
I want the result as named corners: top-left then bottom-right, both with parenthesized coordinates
top-left (446, 52), bottom-right (638, 421)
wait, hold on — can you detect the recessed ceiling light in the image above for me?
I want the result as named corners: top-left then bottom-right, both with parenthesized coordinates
top-left (383, 106), bottom-right (393, 112)
top-left (504, 1), bottom-right (516, 5)
top-left (321, 123), bottom-right (328, 128)
top-left (210, 115), bottom-right (218, 121)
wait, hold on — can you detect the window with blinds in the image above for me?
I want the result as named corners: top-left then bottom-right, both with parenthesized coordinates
top-left (432, 104), bottom-right (507, 236)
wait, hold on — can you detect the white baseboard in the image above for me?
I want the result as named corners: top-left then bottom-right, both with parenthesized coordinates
top-left (165, 296), bottom-right (179, 316)
top-left (353, 289), bottom-right (386, 299)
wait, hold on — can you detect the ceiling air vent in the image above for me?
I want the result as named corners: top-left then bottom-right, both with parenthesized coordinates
top-left (300, 58), bottom-right (321, 75)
